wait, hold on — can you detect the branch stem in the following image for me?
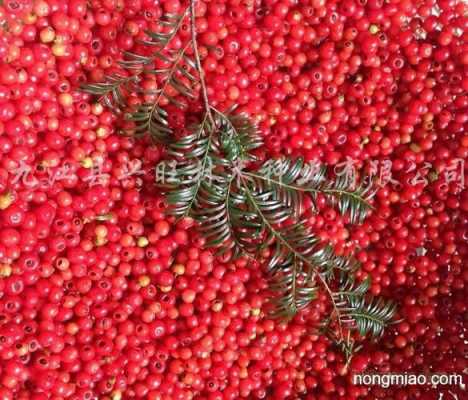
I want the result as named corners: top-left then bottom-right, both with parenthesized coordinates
top-left (189, 0), bottom-right (215, 126)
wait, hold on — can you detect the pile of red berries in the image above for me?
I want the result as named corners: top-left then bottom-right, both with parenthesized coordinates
top-left (0, 0), bottom-right (466, 399)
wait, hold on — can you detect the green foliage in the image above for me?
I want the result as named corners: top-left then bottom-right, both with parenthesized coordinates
top-left (269, 258), bottom-right (318, 319)
top-left (82, 5), bottom-right (397, 359)
top-left (154, 110), bottom-right (396, 340)
top-left (81, 9), bottom-right (198, 142)
top-left (346, 296), bottom-right (398, 338)
top-left (333, 276), bottom-right (397, 338)
top-left (245, 157), bottom-right (373, 224)
top-left (155, 110), bottom-right (262, 257)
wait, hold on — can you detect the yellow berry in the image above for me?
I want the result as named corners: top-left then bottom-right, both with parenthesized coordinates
top-left (0, 264), bottom-right (12, 277)
top-left (182, 289), bottom-right (196, 303)
top-left (369, 24), bottom-right (380, 34)
top-left (211, 301), bottom-right (223, 312)
top-left (137, 237), bottom-right (149, 247)
top-left (66, 322), bottom-right (79, 335)
top-left (92, 103), bottom-right (104, 115)
top-left (111, 390), bottom-right (122, 400)
top-left (251, 308), bottom-right (261, 317)
top-left (95, 225), bottom-right (108, 238)
top-left (58, 93), bottom-right (73, 107)
top-left (81, 157), bottom-right (94, 168)
top-left (172, 264), bottom-right (185, 275)
top-left (0, 192), bottom-right (13, 210)
top-left (138, 275), bottom-right (151, 288)
top-left (96, 126), bottom-right (109, 138)
top-left (51, 43), bottom-right (66, 57)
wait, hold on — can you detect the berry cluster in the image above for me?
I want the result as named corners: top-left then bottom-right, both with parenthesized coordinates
top-left (0, 0), bottom-right (466, 399)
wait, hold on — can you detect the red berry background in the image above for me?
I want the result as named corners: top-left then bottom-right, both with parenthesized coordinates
top-left (0, 0), bottom-right (466, 399)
